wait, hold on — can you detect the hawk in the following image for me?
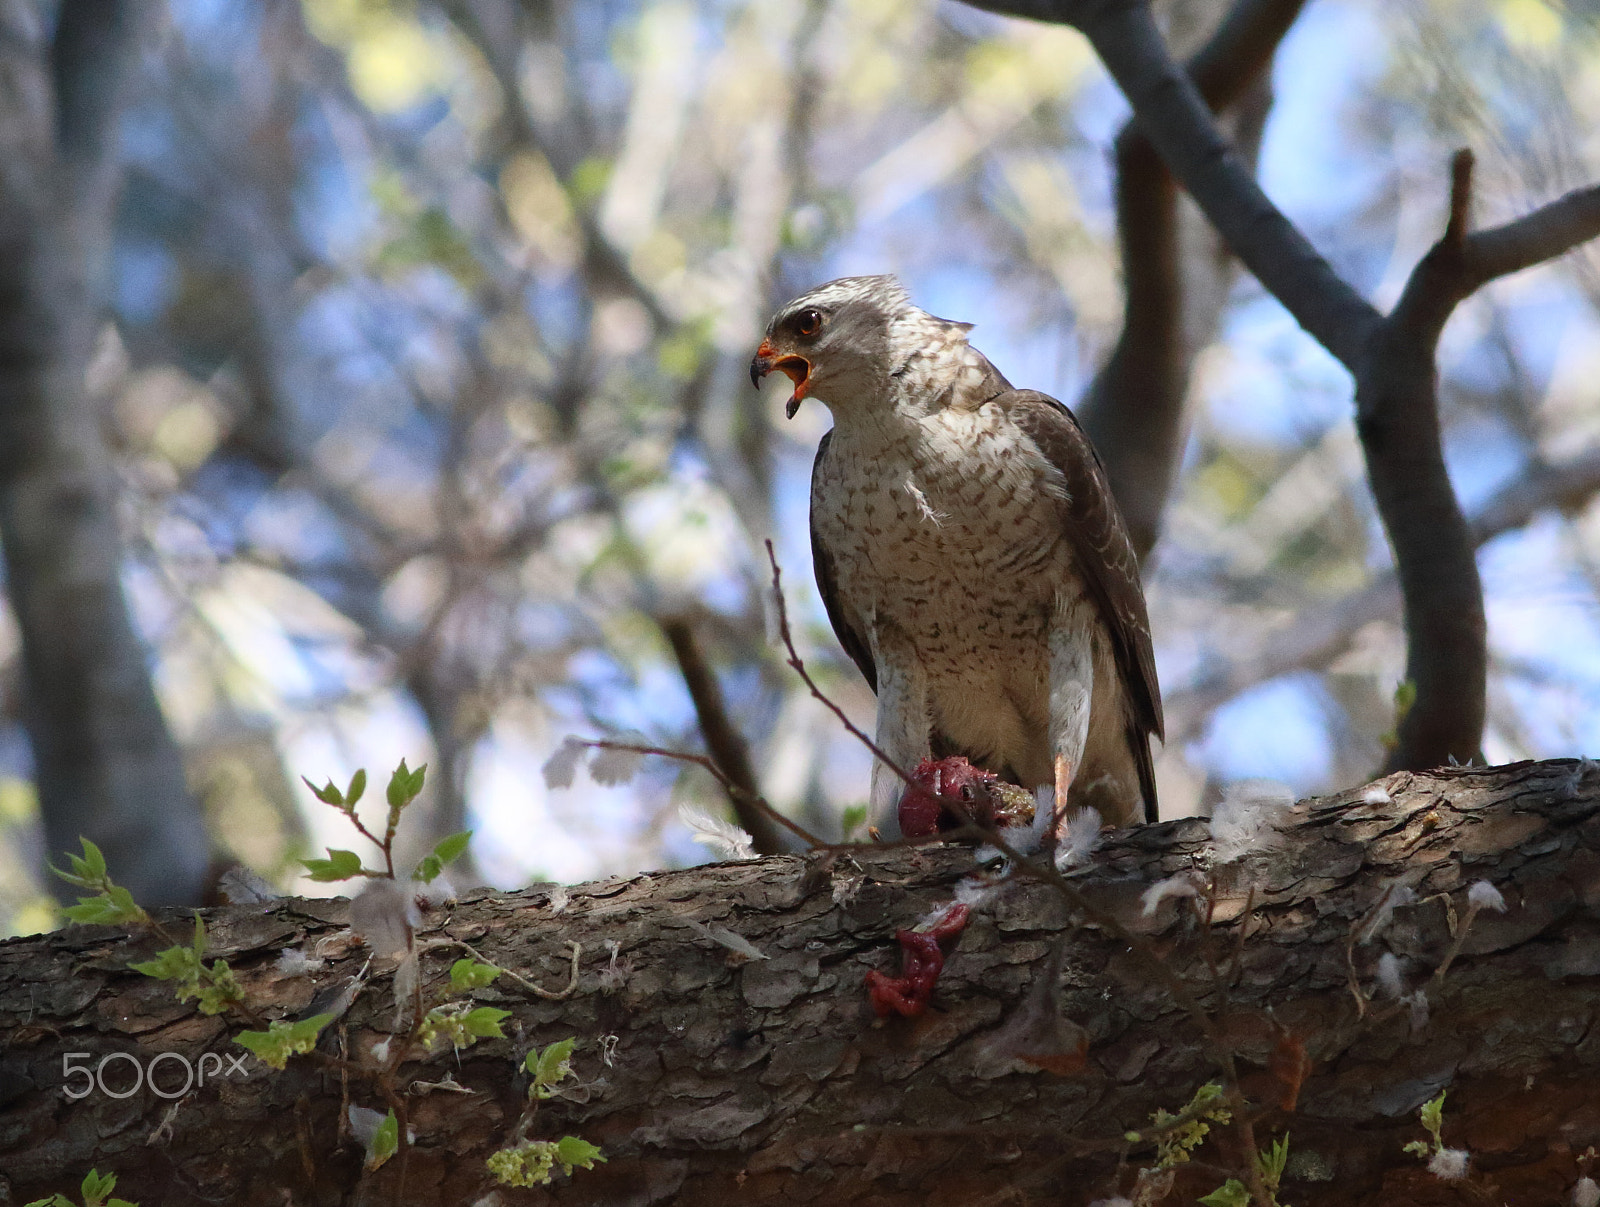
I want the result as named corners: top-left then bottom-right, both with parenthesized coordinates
top-left (751, 275), bottom-right (1163, 834)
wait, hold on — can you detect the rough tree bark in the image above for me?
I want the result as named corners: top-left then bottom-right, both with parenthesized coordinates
top-left (0, 1), bottom-right (208, 905)
top-left (1, 759), bottom-right (1597, 1205)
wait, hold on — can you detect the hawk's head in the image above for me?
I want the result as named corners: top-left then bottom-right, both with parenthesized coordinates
top-left (751, 275), bottom-right (916, 419)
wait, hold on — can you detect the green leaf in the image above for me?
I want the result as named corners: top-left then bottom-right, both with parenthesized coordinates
top-left (462, 1006), bottom-right (512, 1039)
top-left (236, 1013), bottom-right (335, 1070)
top-left (432, 830), bottom-right (471, 865)
top-left (528, 1037), bottom-right (577, 1098)
top-left (386, 759), bottom-right (418, 811)
top-left (415, 830), bottom-right (471, 883)
top-left (22, 1196), bottom-right (72, 1207)
top-left (552, 1135), bottom-right (605, 1174)
top-left (64, 888), bottom-right (148, 926)
top-left (128, 943), bottom-right (202, 983)
top-left (345, 768), bottom-right (367, 807)
top-left (104, 886), bottom-right (145, 922)
top-left (289, 1013), bottom-right (336, 1046)
top-left (450, 958), bottom-right (501, 990)
top-left (64, 898), bottom-right (116, 924)
top-left (1403, 1140), bottom-right (1431, 1157)
top-left (81, 1169), bottom-right (117, 1207)
top-left (301, 775), bottom-right (345, 807)
top-left (301, 848), bottom-right (365, 882)
top-left (80, 839), bottom-right (108, 881)
top-left (1419, 1090), bottom-right (1446, 1137)
top-left (1258, 1132), bottom-right (1291, 1187)
top-left (840, 804), bottom-right (868, 840)
top-left (367, 1109), bottom-right (399, 1170)
top-left (1197, 1180), bottom-right (1251, 1207)
top-left (196, 960), bottom-right (244, 1015)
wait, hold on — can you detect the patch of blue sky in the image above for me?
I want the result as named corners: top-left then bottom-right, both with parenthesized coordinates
top-left (1204, 292), bottom-right (1348, 446)
top-left (1444, 412), bottom-right (1526, 513)
top-left (0, 724), bottom-right (33, 780)
top-left (118, 103), bottom-right (180, 169)
top-left (170, 0), bottom-right (259, 51)
top-left (242, 487), bottom-right (360, 567)
top-left (1260, 0), bottom-right (1388, 226)
top-left (113, 241), bottom-right (177, 327)
top-left (1195, 672), bottom-right (1336, 792)
top-left (1483, 516), bottom-right (1600, 687)
top-left (294, 106), bottom-right (373, 261)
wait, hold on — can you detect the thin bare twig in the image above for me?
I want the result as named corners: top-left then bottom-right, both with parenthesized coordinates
top-left (576, 738), bottom-right (826, 850)
top-left (427, 938), bottom-right (583, 1001)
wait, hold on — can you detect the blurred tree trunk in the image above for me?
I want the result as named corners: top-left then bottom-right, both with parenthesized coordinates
top-left (0, 760), bottom-right (1594, 1205)
top-left (0, 1), bottom-right (208, 905)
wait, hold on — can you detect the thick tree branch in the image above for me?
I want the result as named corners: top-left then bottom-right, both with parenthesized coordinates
top-left (1358, 153), bottom-right (1485, 771)
top-left (1081, 0), bottom-right (1308, 558)
top-left (968, 0), bottom-right (1600, 772)
top-left (2, 761), bottom-right (1596, 1205)
top-left (1165, 442), bottom-right (1600, 741)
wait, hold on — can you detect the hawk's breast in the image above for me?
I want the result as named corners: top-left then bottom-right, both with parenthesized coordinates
top-left (814, 402), bottom-right (1086, 774)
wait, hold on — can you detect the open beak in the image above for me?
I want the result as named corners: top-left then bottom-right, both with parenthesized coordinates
top-left (750, 339), bottom-right (813, 419)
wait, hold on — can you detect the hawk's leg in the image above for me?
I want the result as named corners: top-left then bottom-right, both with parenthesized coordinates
top-left (1048, 597), bottom-right (1095, 828)
top-left (868, 620), bottom-right (930, 835)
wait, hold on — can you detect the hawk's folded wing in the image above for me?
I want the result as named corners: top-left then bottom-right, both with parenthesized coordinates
top-left (1005, 390), bottom-right (1165, 819)
top-left (810, 429), bottom-right (877, 692)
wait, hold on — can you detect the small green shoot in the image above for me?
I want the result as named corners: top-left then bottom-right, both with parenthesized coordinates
top-left (1139, 1081), bottom-right (1231, 1169)
top-left (414, 829), bottom-right (471, 884)
top-left (1404, 1090), bottom-right (1448, 1158)
top-left (485, 1136), bottom-right (605, 1188)
top-left (419, 1003), bottom-right (511, 1050)
top-left (24, 1167), bottom-right (138, 1207)
top-left (128, 914), bottom-right (243, 1015)
top-left (299, 760), bottom-right (447, 884)
top-left (366, 1109), bottom-right (399, 1171)
top-left (49, 840), bottom-right (148, 926)
top-left (1198, 1133), bottom-right (1291, 1207)
top-left (450, 957), bottom-right (501, 991)
top-left (525, 1037), bottom-right (578, 1100)
top-left (234, 1013), bottom-right (336, 1070)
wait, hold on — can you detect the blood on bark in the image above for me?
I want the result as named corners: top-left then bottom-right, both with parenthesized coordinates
top-left (864, 903), bottom-right (971, 1018)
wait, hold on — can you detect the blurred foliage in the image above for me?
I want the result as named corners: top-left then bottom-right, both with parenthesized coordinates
top-left (7, 0), bottom-right (1600, 933)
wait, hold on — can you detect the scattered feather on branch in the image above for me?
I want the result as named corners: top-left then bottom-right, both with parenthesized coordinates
top-left (1210, 778), bottom-right (1295, 862)
top-left (683, 917), bottom-right (768, 961)
top-left (1467, 879), bottom-right (1507, 913)
top-left (1054, 808), bottom-right (1102, 870)
top-left (678, 802), bottom-right (756, 861)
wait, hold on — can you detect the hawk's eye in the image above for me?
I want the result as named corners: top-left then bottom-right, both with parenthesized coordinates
top-left (796, 308), bottom-right (823, 337)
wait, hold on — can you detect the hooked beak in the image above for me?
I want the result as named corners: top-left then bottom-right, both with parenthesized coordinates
top-left (750, 339), bottom-right (813, 419)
